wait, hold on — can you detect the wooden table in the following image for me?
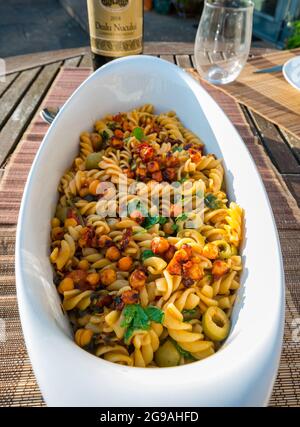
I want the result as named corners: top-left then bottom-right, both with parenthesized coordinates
top-left (1, 42), bottom-right (299, 205)
top-left (0, 42), bottom-right (300, 407)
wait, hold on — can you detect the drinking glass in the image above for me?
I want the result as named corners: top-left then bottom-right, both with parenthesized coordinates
top-left (194, 0), bottom-right (254, 84)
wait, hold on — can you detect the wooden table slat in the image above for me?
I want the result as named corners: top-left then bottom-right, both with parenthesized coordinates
top-left (0, 68), bottom-right (41, 132)
top-left (175, 54), bottom-right (193, 68)
top-left (63, 56), bottom-right (82, 67)
top-left (246, 109), bottom-right (300, 174)
top-left (278, 128), bottom-right (300, 164)
top-left (79, 53), bottom-right (93, 68)
top-left (159, 54), bottom-right (175, 64)
top-left (0, 73), bottom-right (19, 98)
top-left (282, 175), bottom-right (300, 206)
top-left (0, 62), bottom-right (62, 167)
top-left (5, 47), bottom-right (88, 75)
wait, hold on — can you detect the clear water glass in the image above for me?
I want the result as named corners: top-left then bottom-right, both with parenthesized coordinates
top-left (194, 0), bottom-right (254, 84)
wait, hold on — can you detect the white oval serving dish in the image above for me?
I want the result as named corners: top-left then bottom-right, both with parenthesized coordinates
top-left (16, 56), bottom-right (284, 407)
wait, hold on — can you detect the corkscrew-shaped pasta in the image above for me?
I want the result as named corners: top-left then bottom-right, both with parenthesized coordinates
top-left (163, 303), bottom-right (214, 360)
top-left (157, 115), bottom-right (184, 141)
top-left (129, 323), bottom-right (163, 367)
top-left (96, 344), bottom-right (133, 366)
top-left (50, 233), bottom-right (76, 270)
top-left (49, 104), bottom-right (244, 368)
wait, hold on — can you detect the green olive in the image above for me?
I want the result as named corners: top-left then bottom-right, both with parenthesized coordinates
top-left (85, 152), bottom-right (103, 170)
top-left (55, 205), bottom-right (68, 222)
top-left (154, 340), bottom-right (181, 367)
top-left (202, 306), bottom-right (230, 341)
top-left (213, 240), bottom-right (232, 259)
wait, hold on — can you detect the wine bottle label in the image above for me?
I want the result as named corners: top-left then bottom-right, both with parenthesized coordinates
top-left (87, 0), bottom-right (143, 57)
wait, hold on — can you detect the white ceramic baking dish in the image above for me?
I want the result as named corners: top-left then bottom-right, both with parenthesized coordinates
top-left (16, 56), bottom-right (284, 407)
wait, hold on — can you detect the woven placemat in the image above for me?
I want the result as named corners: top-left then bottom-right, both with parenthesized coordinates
top-left (0, 67), bottom-right (300, 407)
top-left (190, 48), bottom-right (300, 140)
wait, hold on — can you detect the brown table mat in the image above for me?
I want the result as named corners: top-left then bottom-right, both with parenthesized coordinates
top-left (190, 48), bottom-right (300, 140)
top-left (0, 67), bottom-right (300, 407)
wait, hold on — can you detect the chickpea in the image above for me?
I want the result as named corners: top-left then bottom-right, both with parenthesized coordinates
top-left (147, 161), bottom-right (160, 173)
top-left (51, 217), bottom-right (60, 228)
top-left (98, 235), bottom-right (113, 248)
top-left (202, 243), bottom-right (219, 260)
top-left (151, 237), bottom-right (170, 255)
top-left (164, 244), bottom-right (177, 262)
top-left (151, 171), bottom-right (163, 182)
top-left (106, 246), bottom-right (121, 261)
top-left (88, 179), bottom-right (100, 196)
top-left (110, 137), bottom-right (123, 149)
top-left (163, 221), bottom-right (175, 235)
top-left (117, 256), bottom-right (133, 271)
top-left (86, 272), bottom-right (100, 287)
top-left (90, 132), bottom-right (102, 151)
top-left (121, 289), bottom-right (139, 305)
top-left (51, 226), bottom-right (64, 240)
top-left (100, 268), bottom-right (117, 286)
top-left (77, 259), bottom-right (90, 271)
top-left (58, 277), bottom-right (74, 294)
top-left (212, 260), bottom-right (229, 278)
top-left (123, 120), bottom-right (130, 131)
top-left (75, 328), bottom-right (93, 347)
top-left (123, 168), bottom-right (135, 179)
top-left (163, 168), bottom-right (176, 182)
top-left (64, 217), bottom-right (78, 228)
top-left (129, 269), bottom-right (147, 290)
top-left (136, 166), bottom-right (147, 178)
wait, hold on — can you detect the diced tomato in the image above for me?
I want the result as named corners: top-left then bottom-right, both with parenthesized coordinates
top-left (189, 148), bottom-right (202, 163)
top-left (112, 113), bottom-right (123, 122)
top-left (114, 129), bottom-right (124, 139)
top-left (212, 260), bottom-right (230, 278)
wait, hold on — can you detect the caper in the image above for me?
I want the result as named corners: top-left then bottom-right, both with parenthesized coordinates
top-left (85, 152), bottom-right (103, 170)
top-left (154, 340), bottom-right (180, 367)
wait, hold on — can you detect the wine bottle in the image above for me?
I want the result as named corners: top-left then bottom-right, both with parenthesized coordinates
top-left (87, 0), bottom-right (144, 70)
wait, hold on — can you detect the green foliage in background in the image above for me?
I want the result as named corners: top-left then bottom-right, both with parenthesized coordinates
top-left (286, 21), bottom-right (300, 49)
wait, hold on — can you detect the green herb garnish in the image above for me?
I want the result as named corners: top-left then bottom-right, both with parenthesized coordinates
top-left (101, 130), bottom-right (110, 142)
top-left (144, 306), bottom-right (164, 323)
top-left (141, 250), bottom-right (155, 261)
top-left (132, 127), bottom-right (145, 141)
top-left (182, 309), bottom-right (197, 316)
top-left (172, 146), bottom-right (183, 152)
top-left (179, 176), bottom-right (188, 183)
top-left (175, 213), bottom-right (188, 222)
top-left (171, 223), bottom-right (179, 233)
top-left (121, 304), bottom-right (164, 343)
top-left (142, 215), bottom-right (167, 229)
top-left (204, 193), bottom-right (223, 210)
top-left (170, 338), bottom-right (196, 361)
top-left (106, 121), bottom-right (118, 131)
